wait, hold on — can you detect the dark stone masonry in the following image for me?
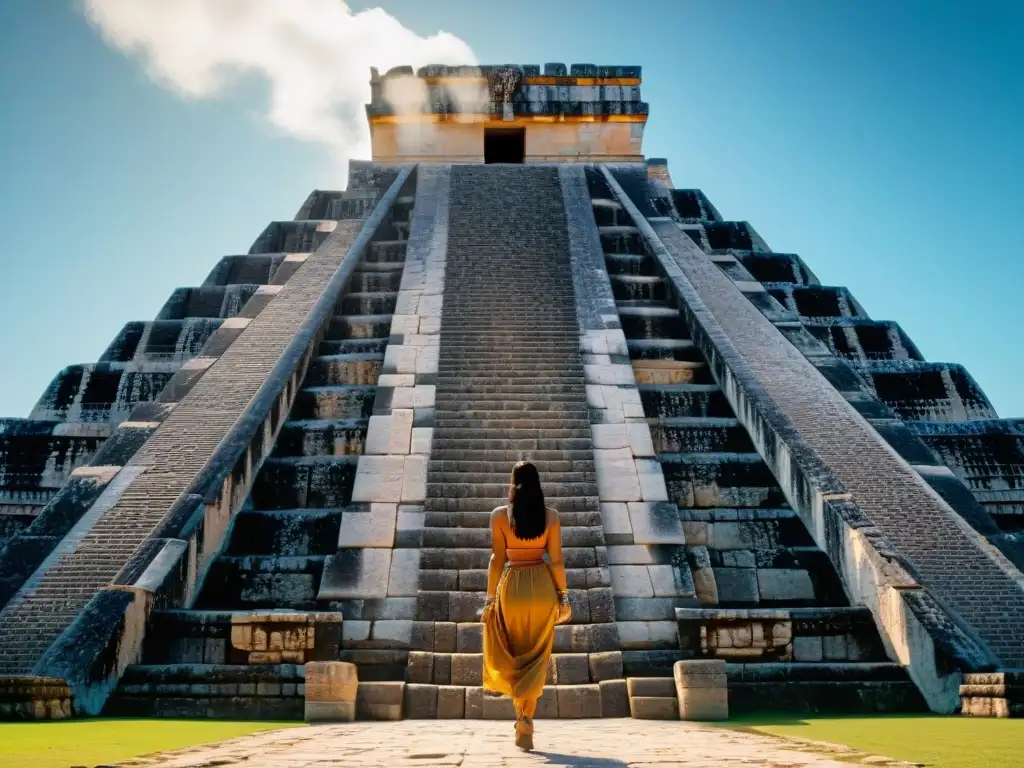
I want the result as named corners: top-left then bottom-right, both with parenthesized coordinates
top-left (0, 63), bottom-right (1021, 721)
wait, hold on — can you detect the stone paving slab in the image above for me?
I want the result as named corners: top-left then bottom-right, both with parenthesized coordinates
top-left (115, 719), bottom-right (889, 767)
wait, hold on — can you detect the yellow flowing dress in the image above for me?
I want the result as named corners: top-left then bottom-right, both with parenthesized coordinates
top-left (482, 506), bottom-right (564, 718)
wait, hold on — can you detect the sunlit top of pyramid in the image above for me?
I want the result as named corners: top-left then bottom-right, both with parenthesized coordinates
top-left (366, 64), bottom-right (649, 164)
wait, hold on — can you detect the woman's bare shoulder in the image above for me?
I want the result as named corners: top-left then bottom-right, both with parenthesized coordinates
top-left (545, 506), bottom-right (560, 523)
top-left (490, 505), bottom-right (509, 523)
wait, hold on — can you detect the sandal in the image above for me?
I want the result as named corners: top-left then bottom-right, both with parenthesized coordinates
top-left (514, 716), bottom-right (534, 752)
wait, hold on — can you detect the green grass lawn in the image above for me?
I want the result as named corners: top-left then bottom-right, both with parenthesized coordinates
top-left (0, 719), bottom-right (304, 768)
top-left (724, 714), bottom-right (1024, 768)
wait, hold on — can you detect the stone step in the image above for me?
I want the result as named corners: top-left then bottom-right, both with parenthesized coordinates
top-left (604, 252), bottom-right (657, 276)
top-left (724, 662), bottom-right (927, 714)
top-left (433, 401), bottom-right (589, 413)
top-left (615, 302), bottom-right (675, 320)
top-left (622, 649), bottom-right (685, 678)
top-left (416, 588), bottom-right (613, 625)
top-left (250, 457), bottom-right (358, 511)
top-left (661, 452), bottom-right (782, 486)
top-left (610, 275), bottom-right (670, 302)
top-left (138, 610), bottom-right (341, 665)
top-left (430, 438), bottom-right (594, 451)
top-left (435, 381), bottom-right (587, 391)
top-left (194, 556), bottom-right (327, 610)
top-left (599, 227), bottom-right (645, 255)
top-left (675, 606), bottom-right (890, 662)
top-left (274, 419), bottom-right (367, 457)
top-left (440, 318), bottom-right (578, 325)
top-left (407, 650), bottom-right (621, 688)
top-left (305, 353), bottom-right (383, 387)
top-left (429, 459), bottom-right (594, 473)
top-left (627, 339), bottom-right (703, 363)
top-left (443, 295), bottom-right (577, 303)
top-left (420, 546), bottom-right (604, 571)
top-left (225, 509), bottom-right (343, 556)
top-left (627, 676), bottom-right (676, 698)
top-left (435, 384), bottom-right (585, 396)
top-left (439, 333), bottom-right (581, 342)
top-left (434, 421), bottom-right (593, 433)
top-left (438, 327), bottom-right (580, 335)
top-left (629, 696), bottom-right (679, 720)
top-left (436, 359), bottom-right (583, 368)
top-left (423, 509), bottom-right (602, 529)
top-left (366, 240), bottom-right (409, 262)
top-left (327, 314), bottom-right (393, 340)
top-left (105, 664), bottom-right (305, 719)
top-left (291, 385), bottom-right (376, 421)
top-left (430, 449), bottom-right (595, 463)
top-left (426, 482), bottom-right (597, 499)
top-left (435, 409), bottom-right (589, 420)
top-left (436, 342), bottom-right (581, 351)
top-left (616, 305), bottom-right (679, 318)
top-left (341, 292), bottom-right (398, 315)
top-left (677, 507), bottom-right (818, 551)
top-left (417, 564), bottom-right (609, 592)
top-left (420, 526), bottom-right (604, 548)
top-left (436, 364), bottom-right (585, 374)
top-left (353, 260), bottom-right (405, 273)
top-left (638, 384), bottom-right (733, 419)
top-left (405, 681), bottom-right (619, 719)
top-left (619, 312), bottom-right (690, 342)
top-left (435, 370), bottom-right (585, 380)
top-left (422, 496), bottom-right (599, 513)
top-left (319, 337), bottom-right (388, 356)
top-left (649, 417), bottom-right (753, 454)
top-left (431, 428), bottom-right (592, 441)
top-left (350, 271), bottom-right (402, 292)
top-left (427, 471), bottom-right (593, 485)
top-left (442, 309), bottom-right (577, 316)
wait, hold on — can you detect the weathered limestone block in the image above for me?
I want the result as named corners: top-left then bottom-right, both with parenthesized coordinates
top-left (35, 584), bottom-right (153, 717)
top-left (437, 685), bottom-right (466, 718)
top-left (960, 672), bottom-right (1024, 718)
top-left (356, 680), bottom-right (405, 720)
top-left (674, 660), bottom-right (728, 721)
top-left (599, 678), bottom-right (630, 717)
top-left (481, 690), bottom-right (516, 720)
top-left (231, 612), bottom-right (341, 665)
top-left (676, 608), bottom-right (792, 662)
top-left (319, 548), bottom-right (392, 599)
top-left (403, 683), bottom-right (438, 718)
top-left (626, 677), bottom-right (678, 720)
top-left (338, 503), bottom-right (398, 548)
top-left (304, 661), bottom-right (357, 722)
top-left (557, 684), bottom-right (602, 718)
top-left (589, 651), bottom-right (624, 681)
top-left (0, 676), bottom-right (72, 720)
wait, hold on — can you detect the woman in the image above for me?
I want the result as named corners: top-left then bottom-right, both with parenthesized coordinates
top-left (482, 460), bottom-right (572, 751)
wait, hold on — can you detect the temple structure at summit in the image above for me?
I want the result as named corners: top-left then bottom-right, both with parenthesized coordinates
top-left (0, 64), bottom-right (1022, 721)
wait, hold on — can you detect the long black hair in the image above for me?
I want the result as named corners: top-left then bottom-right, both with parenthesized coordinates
top-left (508, 460), bottom-right (546, 541)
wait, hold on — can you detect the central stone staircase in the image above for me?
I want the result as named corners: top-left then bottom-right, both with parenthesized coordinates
top-left (405, 166), bottom-right (621, 718)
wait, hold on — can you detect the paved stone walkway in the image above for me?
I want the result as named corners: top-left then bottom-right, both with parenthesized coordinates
top-left (121, 719), bottom-right (911, 767)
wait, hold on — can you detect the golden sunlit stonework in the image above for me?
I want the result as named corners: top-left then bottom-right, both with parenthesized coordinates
top-left (367, 64), bottom-right (648, 163)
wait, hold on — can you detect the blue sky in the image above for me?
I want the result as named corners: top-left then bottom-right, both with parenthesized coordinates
top-left (1, 1), bottom-right (1022, 418)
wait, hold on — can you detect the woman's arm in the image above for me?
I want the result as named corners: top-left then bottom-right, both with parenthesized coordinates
top-left (545, 510), bottom-right (568, 592)
top-left (486, 507), bottom-right (508, 599)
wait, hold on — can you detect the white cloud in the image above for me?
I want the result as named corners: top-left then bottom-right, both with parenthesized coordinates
top-left (82, 0), bottom-right (476, 168)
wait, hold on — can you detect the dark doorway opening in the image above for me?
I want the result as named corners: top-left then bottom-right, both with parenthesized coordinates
top-left (484, 128), bottom-right (525, 164)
